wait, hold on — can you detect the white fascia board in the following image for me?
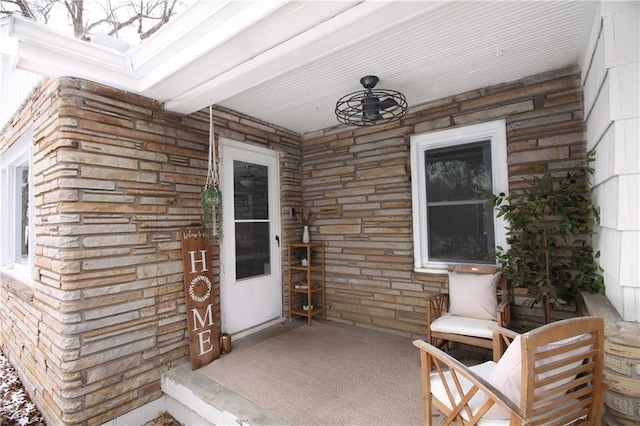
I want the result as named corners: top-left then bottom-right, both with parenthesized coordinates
top-left (8, 16), bottom-right (134, 75)
top-left (129, 0), bottom-right (233, 74)
top-left (6, 15), bottom-right (140, 92)
top-left (15, 42), bottom-right (140, 92)
top-left (163, 0), bottom-right (443, 115)
top-left (134, 0), bottom-right (290, 92)
top-left (0, 19), bottom-right (18, 56)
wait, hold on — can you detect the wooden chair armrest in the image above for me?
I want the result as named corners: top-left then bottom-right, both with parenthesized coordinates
top-left (412, 339), bottom-right (523, 424)
top-left (424, 291), bottom-right (447, 303)
top-left (496, 300), bottom-right (510, 313)
top-left (496, 300), bottom-right (511, 329)
top-left (491, 325), bottom-right (519, 340)
top-left (490, 325), bottom-right (519, 362)
top-left (425, 293), bottom-right (449, 343)
top-left (425, 293), bottom-right (449, 319)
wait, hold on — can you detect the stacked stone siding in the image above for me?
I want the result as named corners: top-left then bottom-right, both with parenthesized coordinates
top-left (0, 77), bottom-right (301, 425)
top-left (0, 66), bottom-right (596, 425)
top-left (302, 66), bottom-right (587, 334)
top-left (584, 293), bottom-right (640, 425)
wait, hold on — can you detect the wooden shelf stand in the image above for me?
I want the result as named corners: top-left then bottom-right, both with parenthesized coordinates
top-left (287, 242), bottom-right (326, 326)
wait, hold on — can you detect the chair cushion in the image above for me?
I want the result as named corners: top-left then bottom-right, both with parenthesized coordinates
top-left (448, 270), bottom-right (499, 320)
top-left (430, 314), bottom-right (496, 339)
top-left (483, 333), bottom-right (592, 420)
top-left (430, 361), bottom-right (510, 426)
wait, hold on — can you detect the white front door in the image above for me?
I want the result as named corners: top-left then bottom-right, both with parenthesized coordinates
top-left (220, 140), bottom-right (283, 337)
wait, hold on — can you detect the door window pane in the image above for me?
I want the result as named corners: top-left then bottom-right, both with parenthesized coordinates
top-left (234, 161), bottom-right (268, 220)
top-left (233, 160), bottom-right (271, 280)
top-left (235, 222), bottom-right (271, 280)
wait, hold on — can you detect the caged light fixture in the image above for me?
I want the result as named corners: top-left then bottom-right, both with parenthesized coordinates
top-left (335, 75), bottom-right (407, 126)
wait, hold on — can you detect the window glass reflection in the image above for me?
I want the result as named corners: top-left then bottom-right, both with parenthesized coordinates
top-left (235, 222), bottom-right (271, 280)
top-left (17, 164), bottom-right (29, 265)
top-left (427, 204), bottom-right (495, 263)
top-left (425, 141), bottom-right (492, 202)
top-left (425, 140), bottom-right (494, 263)
top-left (234, 161), bottom-right (268, 220)
top-left (233, 160), bottom-right (271, 280)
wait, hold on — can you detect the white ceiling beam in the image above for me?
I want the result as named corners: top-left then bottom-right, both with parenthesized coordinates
top-left (129, 0), bottom-right (234, 71)
top-left (134, 0), bottom-right (291, 90)
top-left (163, 0), bottom-right (443, 115)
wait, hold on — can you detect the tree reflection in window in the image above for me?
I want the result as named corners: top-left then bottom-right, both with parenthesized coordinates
top-left (424, 140), bottom-right (494, 263)
top-left (233, 161), bottom-right (271, 280)
top-left (19, 165), bottom-right (29, 262)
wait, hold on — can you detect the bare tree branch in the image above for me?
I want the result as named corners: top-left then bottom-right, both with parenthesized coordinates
top-left (31, 0), bottom-right (56, 23)
top-left (140, 0), bottom-right (178, 39)
top-left (0, 0), bottom-right (36, 19)
top-left (2, 0), bottom-right (188, 43)
top-left (106, 14), bottom-right (137, 36)
top-left (62, 0), bottom-right (87, 39)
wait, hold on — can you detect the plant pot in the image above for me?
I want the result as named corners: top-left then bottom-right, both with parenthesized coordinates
top-left (220, 333), bottom-right (232, 354)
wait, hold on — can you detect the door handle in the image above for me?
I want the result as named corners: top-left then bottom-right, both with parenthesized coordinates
top-left (275, 235), bottom-right (280, 247)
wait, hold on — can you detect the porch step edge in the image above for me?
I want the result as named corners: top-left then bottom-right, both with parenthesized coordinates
top-left (162, 362), bottom-right (290, 426)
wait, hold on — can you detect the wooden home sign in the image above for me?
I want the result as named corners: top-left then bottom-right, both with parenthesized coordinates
top-left (180, 228), bottom-right (220, 369)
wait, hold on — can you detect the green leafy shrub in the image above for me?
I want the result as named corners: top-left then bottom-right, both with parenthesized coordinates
top-left (484, 150), bottom-right (604, 324)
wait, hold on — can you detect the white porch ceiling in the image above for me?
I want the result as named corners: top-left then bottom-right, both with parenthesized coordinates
top-left (2, 0), bottom-right (597, 136)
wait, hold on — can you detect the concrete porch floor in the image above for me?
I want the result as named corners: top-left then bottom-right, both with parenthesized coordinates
top-left (163, 320), bottom-right (301, 426)
top-left (159, 320), bottom-right (491, 426)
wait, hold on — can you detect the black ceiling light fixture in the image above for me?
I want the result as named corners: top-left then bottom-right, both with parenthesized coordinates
top-left (335, 75), bottom-right (407, 126)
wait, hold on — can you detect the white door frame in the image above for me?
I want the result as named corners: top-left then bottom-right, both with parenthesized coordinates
top-left (219, 138), bottom-right (283, 340)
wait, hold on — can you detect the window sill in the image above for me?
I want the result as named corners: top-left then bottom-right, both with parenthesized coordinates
top-left (414, 265), bottom-right (448, 275)
top-left (0, 270), bottom-right (34, 303)
top-left (415, 262), bottom-right (497, 275)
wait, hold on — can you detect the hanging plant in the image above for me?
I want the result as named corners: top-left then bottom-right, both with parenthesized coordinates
top-left (202, 106), bottom-right (222, 245)
top-left (202, 185), bottom-right (222, 244)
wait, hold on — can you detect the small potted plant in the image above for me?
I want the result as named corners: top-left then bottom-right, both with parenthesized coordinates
top-left (296, 208), bottom-right (316, 243)
top-left (293, 247), bottom-right (308, 265)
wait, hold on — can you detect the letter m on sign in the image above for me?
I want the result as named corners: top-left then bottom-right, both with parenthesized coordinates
top-left (181, 227), bottom-right (220, 369)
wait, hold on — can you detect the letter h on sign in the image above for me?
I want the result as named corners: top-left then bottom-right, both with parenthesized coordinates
top-left (189, 250), bottom-right (208, 273)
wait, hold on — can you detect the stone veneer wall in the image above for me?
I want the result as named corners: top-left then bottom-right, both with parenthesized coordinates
top-left (0, 77), bottom-right (301, 425)
top-left (301, 66), bottom-right (588, 335)
top-left (0, 67), bottom-right (599, 424)
top-left (583, 293), bottom-right (640, 425)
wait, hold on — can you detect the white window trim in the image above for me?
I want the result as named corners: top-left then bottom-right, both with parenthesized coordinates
top-left (0, 126), bottom-right (34, 280)
top-left (410, 120), bottom-right (509, 274)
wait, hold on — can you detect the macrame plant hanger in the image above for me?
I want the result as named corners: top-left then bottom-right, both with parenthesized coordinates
top-left (202, 106), bottom-right (222, 244)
